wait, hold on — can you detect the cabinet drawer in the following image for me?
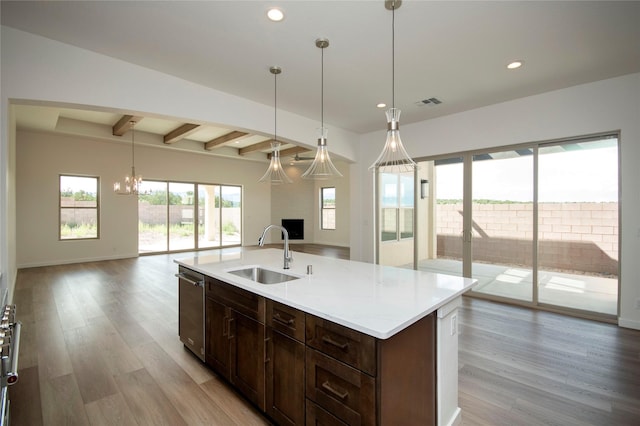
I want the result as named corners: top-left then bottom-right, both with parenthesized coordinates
top-left (306, 315), bottom-right (376, 376)
top-left (267, 300), bottom-right (305, 342)
top-left (306, 399), bottom-right (348, 426)
top-left (306, 349), bottom-right (375, 426)
top-left (206, 277), bottom-right (265, 322)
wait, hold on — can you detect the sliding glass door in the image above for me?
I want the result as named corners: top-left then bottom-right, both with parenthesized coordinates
top-left (537, 138), bottom-right (618, 315)
top-left (415, 133), bottom-right (619, 319)
top-left (220, 185), bottom-right (242, 247)
top-left (427, 157), bottom-right (465, 277)
top-left (169, 182), bottom-right (195, 251)
top-left (138, 180), bottom-right (168, 253)
top-left (471, 150), bottom-right (534, 302)
top-left (138, 181), bottom-right (242, 254)
top-left (198, 185), bottom-right (219, 249)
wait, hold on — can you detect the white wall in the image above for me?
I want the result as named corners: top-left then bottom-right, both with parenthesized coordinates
top-left (16, 129), bottom-right (272, 267)
top-left (351, 73), bottom-right (640, 329)
top-left (313, 162), bottom-right (350, 247)
top-left (268, 161), bottom-right (350, 247)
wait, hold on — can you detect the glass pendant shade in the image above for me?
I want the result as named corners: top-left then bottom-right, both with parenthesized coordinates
top-left (369, 108), bottom-right (416, 173)
top-left (114, 122), bottom-right (143, 195)
top-left (302, 38), bottom-right (342, 180)
top-left (259, 141), bottom-right (293, 184)
top-left (302, 127), bottom-right (343, 179)
top-left (370, 0), bottom-right (416, 173)
top-left (260, 66), bottom-right (292, 184)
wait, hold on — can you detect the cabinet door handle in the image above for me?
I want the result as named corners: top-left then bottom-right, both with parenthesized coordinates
top-left (228, 317), bottom-right (234, 339)
top-left (264, 337), bottom-right (271, 363)
top-left (222, 316), bottom-right (228, 337)
top-left (322, 335), bottom-right (349, 350)
top-left (272, 312), bottom-right (294, 326)
top-left (321, 381), bottom-right (348, 400)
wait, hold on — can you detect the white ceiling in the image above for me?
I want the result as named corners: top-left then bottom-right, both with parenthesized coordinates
top-left (2, 0), bottom-right (640, 135)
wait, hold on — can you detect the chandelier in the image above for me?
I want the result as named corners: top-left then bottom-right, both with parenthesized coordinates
top-left (113, 121), bottom-right (143, 195)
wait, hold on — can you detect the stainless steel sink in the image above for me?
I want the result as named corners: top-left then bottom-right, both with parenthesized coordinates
top-left (227, 266), bottom-right (299, 284)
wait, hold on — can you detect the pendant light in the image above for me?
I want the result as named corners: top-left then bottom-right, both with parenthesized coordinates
top-left (260, 66), bottom-right (293, 184)
top-left (302, 38), bottom-right (343, 180)
top-left (369, 0), bottom-right (416, 172)
top-left (113, 120), bottom-right (143, 195)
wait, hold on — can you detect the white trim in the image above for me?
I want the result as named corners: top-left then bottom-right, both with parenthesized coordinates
top-left (618, 317), bottom-right (640, 330)
top-left (17, 253), bottom-right (138, 269)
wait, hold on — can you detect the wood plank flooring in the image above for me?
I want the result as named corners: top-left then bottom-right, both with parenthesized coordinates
top-left (9, 245), bottom-right (640, 425)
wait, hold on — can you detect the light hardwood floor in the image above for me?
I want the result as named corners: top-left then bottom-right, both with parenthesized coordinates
top-left (9, 246), bottom-right (640, 425)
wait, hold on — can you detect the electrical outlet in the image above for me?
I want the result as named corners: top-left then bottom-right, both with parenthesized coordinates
top-left (636, 298), bottom-right (640, 310)
top-left (450, 314), bottom-right (457, 336)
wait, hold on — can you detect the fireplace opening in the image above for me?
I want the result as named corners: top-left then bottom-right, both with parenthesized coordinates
top-left (281, 219), bottom-right (304, 240)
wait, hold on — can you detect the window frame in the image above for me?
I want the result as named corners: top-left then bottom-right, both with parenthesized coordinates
top-left (138, 180), bottom-right (242, 254)
top-left (59, 174), bottom-right (100, 240)
top-left (379, 171), bottom-right (414, 242)
top-left (320, 186), bottom-right (336, 230)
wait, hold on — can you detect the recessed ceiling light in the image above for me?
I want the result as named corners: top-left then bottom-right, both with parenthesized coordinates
top-left (376, 103), bottom-right (387, 108)
top-left (507, 60), bottom-right (524, 70)
top-left (267, 8), bottom-right (284, 22)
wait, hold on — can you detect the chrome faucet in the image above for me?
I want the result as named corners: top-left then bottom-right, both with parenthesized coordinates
top-left (258, 225), bottom-right (293, 269)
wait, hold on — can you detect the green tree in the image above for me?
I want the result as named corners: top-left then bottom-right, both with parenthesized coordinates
top-left (139, 190), bottom-right (182, 205)
top-left (73, 190), bottom-right (96, 201)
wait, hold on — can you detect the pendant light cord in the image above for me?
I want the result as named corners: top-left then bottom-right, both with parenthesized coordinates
top-left (130, 122), bottom-right (135, 169)
top-left (274, 71), bottom-right (277, 142)
top-left (392, 3), bottom-right (395, 109)
top-left (321, 45), bottom-right (324, 128)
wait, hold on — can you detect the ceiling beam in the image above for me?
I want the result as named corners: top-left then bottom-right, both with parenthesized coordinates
top-left (269, 146), bottom-right (313, 159)
top-left (238, 140), bottom-right (276, 155)
top-left (204, 131), bottom-right (249, 151)
top-left (112, 115), bottom-right (143, 136)
top-left (164, 123), bottom-right (200, 144)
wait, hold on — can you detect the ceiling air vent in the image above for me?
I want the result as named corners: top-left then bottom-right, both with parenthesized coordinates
top-left (415, 97), bottom-right (443, 106)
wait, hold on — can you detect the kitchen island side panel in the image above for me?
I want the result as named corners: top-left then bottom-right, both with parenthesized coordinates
top-left (378, 312), bottom-right (436, 425)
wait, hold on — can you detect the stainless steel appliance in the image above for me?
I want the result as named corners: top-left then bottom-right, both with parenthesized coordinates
top-left (177, 267), bottom-right (205, 361)
top-left (0, 304), bottom-right (21, 426)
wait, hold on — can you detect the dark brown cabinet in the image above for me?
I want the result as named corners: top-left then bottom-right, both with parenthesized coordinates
top-left (305, 313), bottom-right (436, 426)
top-left (205, 277), bottom-right (266, 410)
top-left (205, 297), bottom-right (231, 379)
top-left (202, 276), bottom-right (437, 425)
top-left (266, 300), bottom-right (306, 426)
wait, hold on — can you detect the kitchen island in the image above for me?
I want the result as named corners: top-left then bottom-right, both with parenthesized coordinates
top-left (176, 248), bottom-right (476, 426)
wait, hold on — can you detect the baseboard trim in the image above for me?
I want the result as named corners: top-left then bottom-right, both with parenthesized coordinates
top-left (17, 253), bottom-right (138, 269)
top-left (441, 407), bottom-right (462, 426)
top-left (618, 317), bottom-right (640, 330)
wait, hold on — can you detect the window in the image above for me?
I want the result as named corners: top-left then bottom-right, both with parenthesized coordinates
top-left (138, 180), bottom-right (242, 254)
top-left (60, 175), bottom-right (99, 240)
top-left (321, 187), bottom-right (336, 230)
top-left (380, 172), bottom-right (414, 242)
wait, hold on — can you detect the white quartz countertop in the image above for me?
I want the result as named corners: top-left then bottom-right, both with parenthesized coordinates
top-left (174, 248), bottom-right (476, 339)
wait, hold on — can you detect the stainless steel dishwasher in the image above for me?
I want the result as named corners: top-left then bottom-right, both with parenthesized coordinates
top-left (177, 266), bottom-right (205, 361)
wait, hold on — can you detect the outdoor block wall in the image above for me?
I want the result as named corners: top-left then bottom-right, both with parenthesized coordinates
top-left (437, 202), bottom-right (618, 275)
